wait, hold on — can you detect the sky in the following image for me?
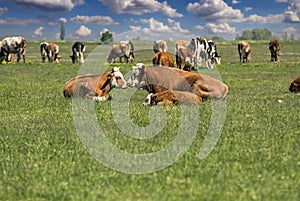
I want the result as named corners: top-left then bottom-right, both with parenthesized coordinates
top-left (0, 0), bottom-right (299, 41)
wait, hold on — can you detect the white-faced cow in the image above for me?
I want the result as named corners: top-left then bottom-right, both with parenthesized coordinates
top-left (0, 36), bottom-right (26, 63)
top-left (107, 41), bottom-right (134, 63)
top-left (188, 37), bottom-right (221, 69)
top-left (153, 40), bottom-right (168, 53)
top-left (152, 52), bottom-right (174, 67)
top-left (289, 76), bottom-right (300, 93)
top-left (40, 42), bottom-right (60, 63)
top-left (70, 42), bottom-right (85, 64)
top-left (269, 40), bottom-right (280, 62)
top-left (63, 67), bottom-right (127, 101)
top-left (143, 90), bottom-right (202, 106)
top-left (238, 41), bottom-right (252, 63)
top-left (127, 63), bottom-right (229, 101)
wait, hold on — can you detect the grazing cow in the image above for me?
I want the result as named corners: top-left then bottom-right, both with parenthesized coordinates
top-left (143, 90), bottom-right (202, 106)
top-left (153, 40), bottom-right (168, 53)
top-left (188, 37), bottom-right (220, 69)
top-left (0, 36), bottom-right (26, 63)
top-left (152, 52), bottom-right (174, 67)
top-left (107, 40), bottom-right (134, 63)
top-left (63, 67), bottom-right (127, 101)
top-left (127, 63), bottom-right (228, 100)
top-left (70, 42), bottom-right (85, 64)
top-left (288, 76), bottom-right (300, 93)
top-left (238, 41), bottom-right (252, 63)
top-left (269, 40), bottom-right (280, 62)
top-left (40, 42), bottom-right (60, 63)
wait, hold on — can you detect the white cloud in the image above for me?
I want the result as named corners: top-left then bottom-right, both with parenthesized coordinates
top-left (0, 7), bottom-right (8, 15)
top-left (75, 25), bottom-right (92, 37)
top-left (0, 18), bottom-right (40, 26)
top-left (70, 15), bottom-right (119, 25)
top-left (59, 18), bottom-right (67, 24)
top-left (241, 14), bottom-right (284, 24)
top-left (232, 0), bottom-right (240, 4)
top-left (244, 7), bottom-right (252, 12)
top-left (129, 25), bottom-right (141, 31)
top-left (11, 0), bottom-right (83, 12)
top-left (194, 25), bottom-right (204, 31)
top-left (187, 0), bottom-right (244, 22)
top-left (99, 0), bottom-right (183, 18)
top-left (205, 22), bottom-right (236, 34)
top-left (33, 26), bottom-right (44, 37)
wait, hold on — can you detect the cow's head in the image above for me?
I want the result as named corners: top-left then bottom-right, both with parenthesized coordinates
top-left (143, 93), bottom-right (154, 106)
top-left (289, 76), bottom-right (300, 93)
top-left (127, 63), bottom-right (146, 88)
top-left (111, 67), bottom-right (127, 89)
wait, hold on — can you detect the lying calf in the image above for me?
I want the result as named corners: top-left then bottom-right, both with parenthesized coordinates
top-left (63, 67), bottom-right (127, 101)
top-left (289, 76), bottom-right (300, 93)
top-left (144, 90), bottom-right (202, 106)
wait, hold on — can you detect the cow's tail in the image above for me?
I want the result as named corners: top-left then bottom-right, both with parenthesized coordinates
top-left (63, 78), bottom-right (76, 97)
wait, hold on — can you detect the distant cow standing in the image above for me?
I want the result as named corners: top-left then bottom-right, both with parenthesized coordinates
top-left (70, 42), bottom-right (85, 64)
top-left (238, 41), bottom-right (251, 63)
top-left (40, 42), bottom-right (60, 63)
top-left (107, 41), bottom-right (134, 63)
top-left (1, 36), bottom-right (26, 63)
top-left (289, 76), bottom-right (300, 93)
top-left (153, 40), bottom-right (168, 53)
top-left (176, 47), bottom-right (194, 71)
top-left (269, 40), bottom-right (280, 62)
top-left (152, 52), bottom-right (174, 67)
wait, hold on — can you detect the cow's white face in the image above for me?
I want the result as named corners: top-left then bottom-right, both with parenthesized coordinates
top-left (126, 63), bottom-right (145, 87)
top-left (112, 67), bottom-right (127, 88)
top-left (143, 93), bottom-right (153, 106)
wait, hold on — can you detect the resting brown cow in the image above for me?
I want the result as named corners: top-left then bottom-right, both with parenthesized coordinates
top-left (238, 41), bottom-right (251, 63)
top-left (127, 63), bottom-right (228, 100)
top-left (269, 40), bottom-right (280, 62)
top-left (152, 52), bottom-right (174, 67)
top-left (63, 67), bottom-right (127, 101)
top-left (144, 90), bottom-right (202, 106)
top-left (289, 76), bottom-right (300, 93)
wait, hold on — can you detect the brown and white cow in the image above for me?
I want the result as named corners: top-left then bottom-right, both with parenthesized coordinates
top-left (174, 40), bottom-right (193, 71)
top-left (70, 42), bottom-right (85, 64)
top-left (0, 36), bottom-right (26, 63)
top-left (153, 40), bottom-right (168, 53)
top-left (107, 41), bottom-right (134, 63)
top-left (288, 76), bottom-right (300, 93)
top-left (40, 42), bottom-right (60, 63)
top-left (63, 67), bottom-right (127, 101)
top-left (269, 40), bottom-right (280, 62)
top-left (143, 90), bottom-right (202, 106)
top-left (127, 63), bottom-right (228, 100)
top-left (238, 41), bottom-right (252, 63)
top-left (152, 52), bottom-right (174, 67)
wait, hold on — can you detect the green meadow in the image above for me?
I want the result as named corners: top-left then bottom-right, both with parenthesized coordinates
top-left (0, 40), bottom-right (299, 201)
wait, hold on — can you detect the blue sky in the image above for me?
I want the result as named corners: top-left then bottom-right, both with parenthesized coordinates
top-left (0, 0), bottom-right (299, 41)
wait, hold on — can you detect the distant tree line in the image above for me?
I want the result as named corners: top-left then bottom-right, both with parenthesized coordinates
top-left (235, 28), bottom-right (274, 41)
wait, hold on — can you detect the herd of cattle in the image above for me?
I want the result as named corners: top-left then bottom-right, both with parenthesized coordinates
top-left (0, 36), bottom-right (298, 105)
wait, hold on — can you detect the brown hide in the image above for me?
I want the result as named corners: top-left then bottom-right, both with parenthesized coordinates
top-left (150, 90), bottom-right (202, 106)
top-left (152, 52), bottom-right (174, 67)
top-left (176, 47), bottom-right (193, 71)
top-left (63, 71), bottom-right (114, 100)
top-left (289, 76), bottom-right (300, 93)
top-left (238, 41), bottom-right (251, 63)
top-left (139, 66), bottom-right (228, 100)
top-left (269, 40), bottom-right (280, 62)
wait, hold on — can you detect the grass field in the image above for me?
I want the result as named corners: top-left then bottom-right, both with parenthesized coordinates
top-left (0, 40), bottom-right (299, 201)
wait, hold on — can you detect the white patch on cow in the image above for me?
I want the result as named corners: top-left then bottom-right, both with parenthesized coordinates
top-left (143, 93), bottom-right (153, 106)
top-left (93, 96), bottom-right (107, 101)
top-left (111, 67), bottom-right (127, 88)
top-left (127, 63), bottom-right (145, 87)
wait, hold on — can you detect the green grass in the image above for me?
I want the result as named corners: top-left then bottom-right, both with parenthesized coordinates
top-left (0, 40), bottom-right (299, 201)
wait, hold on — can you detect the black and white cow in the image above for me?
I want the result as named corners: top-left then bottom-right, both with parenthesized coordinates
top-left (70, 42), bottom-right (85, 64)
top-left (40, 42), bottom-right (60, 63)
top-left (0, 36), bottom-right (26, 63)
top-left (188, 37), bottom-right (221, 69)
